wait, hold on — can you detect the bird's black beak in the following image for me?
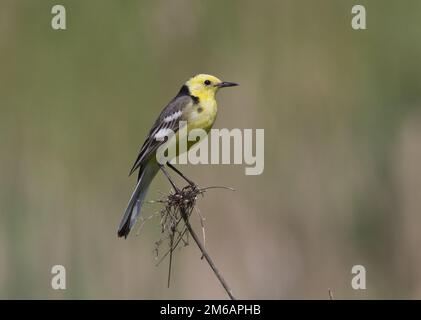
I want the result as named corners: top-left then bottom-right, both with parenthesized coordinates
top-left (216, 81), bottom-right (239, 88)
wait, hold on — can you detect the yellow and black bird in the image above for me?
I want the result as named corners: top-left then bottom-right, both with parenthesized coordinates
top-left (118, 74), bottom-right (238, 238)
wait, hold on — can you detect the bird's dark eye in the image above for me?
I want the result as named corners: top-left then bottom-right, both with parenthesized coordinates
top-left (204, 80), bottom-right (211, 86)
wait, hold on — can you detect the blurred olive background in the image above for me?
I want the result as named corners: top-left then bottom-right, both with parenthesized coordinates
top-left (1, 0), bottom-right (421, 299)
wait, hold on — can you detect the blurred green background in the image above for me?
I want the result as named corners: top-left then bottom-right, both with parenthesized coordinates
top-left (1, 0), bottom-right (421, 299)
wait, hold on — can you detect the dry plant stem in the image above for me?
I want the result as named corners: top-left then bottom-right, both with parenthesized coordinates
top-left (195, 206), bottom-right (206, 259)
top-left (167, 233), bottom-right (174, 288)
top-left (180, 204), bottom-right (236, 300)
top-left (155, 224), bottom-right (187, 267)
top-left (159, 163), bottom-right (236, 300)
top-left (328, 289), bottom-right (334, 300)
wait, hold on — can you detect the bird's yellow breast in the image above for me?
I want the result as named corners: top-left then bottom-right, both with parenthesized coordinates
top-left (185, 95), bottom-right (218, 133)
top-left (159, 93), bottom-right (219, 161)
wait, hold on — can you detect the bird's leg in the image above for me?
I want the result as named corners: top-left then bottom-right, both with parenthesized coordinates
top-left (166, 162), bottom-right (196, 188)
top-left (159, 164), bottom-right (179, 192)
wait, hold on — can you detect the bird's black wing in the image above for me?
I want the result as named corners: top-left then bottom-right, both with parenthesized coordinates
top-left (129, 93), bottom-right (193, 177)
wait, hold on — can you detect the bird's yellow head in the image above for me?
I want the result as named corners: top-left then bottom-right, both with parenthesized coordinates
top-left (185, 74), bottom-right (238, 100)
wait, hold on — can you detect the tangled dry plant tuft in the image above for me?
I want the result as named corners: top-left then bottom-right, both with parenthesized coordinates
top-left (150, 165), bottom-right (236, 300)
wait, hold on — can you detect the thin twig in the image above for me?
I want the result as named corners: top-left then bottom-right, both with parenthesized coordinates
top-left (194, 206), bottom-right (206, 259)
top-left (155, 226), bottom-right (187, 267)
top-left (328, 288), bottom-right (334, 300)
top-left (156, 163), bottom-right (236, 300)
top-left (167, 232), bottom-right (174, 288)
top-left (179, 203), bottom-right (236, 300)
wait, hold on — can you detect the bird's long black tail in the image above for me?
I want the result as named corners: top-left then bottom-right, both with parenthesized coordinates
top-left (118, 162), bottom-right (159, 238)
